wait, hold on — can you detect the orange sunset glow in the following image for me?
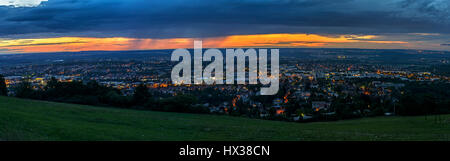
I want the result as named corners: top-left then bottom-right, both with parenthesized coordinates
top-left (0, 33), bottom-right (408, 53)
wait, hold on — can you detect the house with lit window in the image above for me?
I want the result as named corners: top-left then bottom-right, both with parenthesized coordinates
top-left (272, 98), bottom-right (285, 115)
top-left (312, 101), bottom-right (331, 112)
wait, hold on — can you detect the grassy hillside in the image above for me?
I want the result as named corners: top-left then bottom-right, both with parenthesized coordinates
top-left (0, 96), bottom-right (449, 141)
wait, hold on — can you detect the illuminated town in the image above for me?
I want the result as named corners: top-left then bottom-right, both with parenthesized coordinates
top-left (1, 48), bottom-right (449, 122)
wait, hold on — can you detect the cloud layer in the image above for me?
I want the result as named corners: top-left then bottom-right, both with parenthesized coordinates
top-left (1, 0), bottom-right (449, 38)
top-left (0, 0), bottom-right (48, 7)
top-left (0, 0), bottom-right (449, 52)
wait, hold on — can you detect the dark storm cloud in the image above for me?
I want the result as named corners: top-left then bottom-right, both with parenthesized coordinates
top-left (0, 0), bottom-right (449, 39)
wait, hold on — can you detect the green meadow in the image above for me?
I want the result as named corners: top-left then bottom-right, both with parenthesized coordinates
top-left (0, 96), bottom-right (448, 141)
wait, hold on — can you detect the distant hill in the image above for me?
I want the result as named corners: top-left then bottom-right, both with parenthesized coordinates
top-left (0, 96), bottom-right (448, 141)
top-left (1, 48), bottom-right (449, 67)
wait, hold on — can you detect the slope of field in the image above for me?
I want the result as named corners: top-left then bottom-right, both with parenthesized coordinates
top-left (0, 96), bottom-right (449, 141)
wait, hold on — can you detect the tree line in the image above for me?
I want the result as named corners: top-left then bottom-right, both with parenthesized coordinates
top-left (0, 75), bottom-right (208, 114)
top-left (0, 74), bottom-right (448, 120)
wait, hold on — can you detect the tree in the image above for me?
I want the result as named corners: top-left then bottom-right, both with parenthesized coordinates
top-left (0, 75), bottom-right (7, 96)
top-left (14, 81), bottom-right (34, 98)
top-left (103, 90), bottom-right (132, 108)
top-left (158, 94), bottom-right (199, 113)
top-left (46, 77), bottom-right (58, 89)
top-left (133, 83), bottom-right (151, 104)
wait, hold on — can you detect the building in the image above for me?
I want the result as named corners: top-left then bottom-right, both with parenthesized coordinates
top-left (312, 101), bottom-right (331, 112)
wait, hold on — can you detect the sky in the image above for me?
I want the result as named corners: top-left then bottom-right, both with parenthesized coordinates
top-left (0, 0), bottom-right (449, 54)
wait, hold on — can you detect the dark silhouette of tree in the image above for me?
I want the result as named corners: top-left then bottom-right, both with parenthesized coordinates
top-left (15, 81), bottom-right (34, 98)
top-left (159, 94), bottom-right (200, 113)
top-left (46, 77), bottom-right (58, 89)
top-left (133, 83), bottom-right (151, 104)
top-left (0, 75), bottom-right (7, 96)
